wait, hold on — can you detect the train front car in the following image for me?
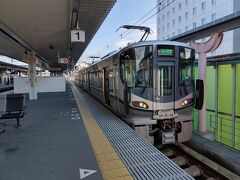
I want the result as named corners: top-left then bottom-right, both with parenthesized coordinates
top-left (120, 41), bottom-right (195, 145)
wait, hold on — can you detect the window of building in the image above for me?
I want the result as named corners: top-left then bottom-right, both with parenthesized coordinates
top-left (162, 36), bottom-right (165, 40)
top-left (172, 19), bottom-right (175, 27)
top-left (201, 18), bottom-right (206, 25)
top-left (162, 25), bottom-right (165, 32)
top-left (173, 32), bottom-right (175, 36)
top-left (167, 11), bottom-right (170, 18)
top-left (185, 0), bottom-right (189, 6)
top-left (193, 7), bottom-right (197, 15)
top-left (167, 23), bottom-right (170, 29)
top-left (193, 22), bottom-right (197, 28)
top-left (212, 13), bottom-right (216, 21)
top-left (212, 0), bottom-right (216, 5)
top-left (178, 3), bottom-right (182, 10)
top-left (201, 2), bottom-right (206, 11)
top-left (185, 26), bottom-right (188, 31)
top-left (185, 12), bottom-right (189, 20)
top-left (162, 14), bottom-right (165, 21)
top-left (167, 34), bottom-right (170, 38)
top-left (178, 16), bottom-right (182, 24)
top-left (172, 7), bottom-right (175, 14)
top-left (178, 29), bottom-right (182, 34)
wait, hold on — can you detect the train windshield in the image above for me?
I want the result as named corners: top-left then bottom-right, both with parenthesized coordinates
top-left (120, 45), bottom-right (152, 87)
top-left (179, 47), bottom-right (194, 86)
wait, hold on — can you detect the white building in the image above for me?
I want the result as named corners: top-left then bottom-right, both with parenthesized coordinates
top-left (157, 0), bottom-right (240, 55)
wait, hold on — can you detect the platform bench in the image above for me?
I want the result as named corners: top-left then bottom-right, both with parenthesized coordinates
top-left (0, 94), bottom-right (25, 133)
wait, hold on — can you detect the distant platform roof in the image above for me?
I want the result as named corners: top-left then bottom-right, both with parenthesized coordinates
top-left (0, 60), bottom-right (28, 72)
top-left (0, 0), bottom-right (116, 70)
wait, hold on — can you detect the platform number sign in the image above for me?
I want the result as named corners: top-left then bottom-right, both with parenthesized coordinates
top-left (71, 30), bottom-right (85, 43)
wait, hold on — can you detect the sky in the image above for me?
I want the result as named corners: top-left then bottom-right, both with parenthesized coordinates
top-left (79, 0), bottom-right (157, 64)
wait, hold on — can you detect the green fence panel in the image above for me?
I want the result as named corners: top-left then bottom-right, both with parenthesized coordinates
top-left (217, 65), bottom-right (232, 145)
top-left (236, 118), bottom-right (240, 150)
top-left (236, 64), bottom-right (240, 150)
top-left (206, 66), bottom-right (215, 131)
top-left (218, 65), bottom-right (232, 114)
top-left (236, 64), bottom-right (240, 117)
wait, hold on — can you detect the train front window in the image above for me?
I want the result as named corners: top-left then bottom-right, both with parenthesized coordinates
top-left (179, 47), bottom-right (194, 86)
top-left (120, 46), bottom-right (152, 87)
top-left (157, 66), bottom-right (173, 96)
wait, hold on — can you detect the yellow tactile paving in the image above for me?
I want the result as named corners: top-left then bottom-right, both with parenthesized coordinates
top-left (71, 86), bottom-right (134, 180)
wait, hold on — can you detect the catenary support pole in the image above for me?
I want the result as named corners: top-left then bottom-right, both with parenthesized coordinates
top-left (190, 32), bottom-right (223, 133)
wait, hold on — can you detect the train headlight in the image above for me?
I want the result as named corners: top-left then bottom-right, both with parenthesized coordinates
top-left (181, 98), bottom-right (193, 107)
top-left (132, 101), bottom-right (149, 109)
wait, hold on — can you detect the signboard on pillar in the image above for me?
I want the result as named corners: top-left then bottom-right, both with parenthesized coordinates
top-left (71, 29), bottom-right (85, 43)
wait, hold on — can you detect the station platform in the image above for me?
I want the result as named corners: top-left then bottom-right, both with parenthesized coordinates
top-left (0, 82), bottom-right (193, 180)
top-left (0, 85), bottom-right (103, 180)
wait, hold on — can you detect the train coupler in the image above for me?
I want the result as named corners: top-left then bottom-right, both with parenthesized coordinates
top-left (161, 131), bottom-right (175, 144)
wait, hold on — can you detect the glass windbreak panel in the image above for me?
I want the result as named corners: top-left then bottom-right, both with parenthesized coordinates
top-left (120, 46), bottom-right (152, 87)
top-left (179, 47), bottom-right (194, 86)
top-left (157, 66), bottom-right (173, 96)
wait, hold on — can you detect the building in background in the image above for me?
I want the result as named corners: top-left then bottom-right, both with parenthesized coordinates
top-left (157, 0), bottom-right (240, 56)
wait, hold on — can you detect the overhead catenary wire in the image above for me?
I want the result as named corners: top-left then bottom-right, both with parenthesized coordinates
top-left (97, 1), bottom-right (165, 56)
top-left (88, 0), bottom-right (176, 61)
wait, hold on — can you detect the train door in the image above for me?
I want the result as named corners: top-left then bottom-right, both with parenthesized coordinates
top-left (103, 69), bottom-right (111, 105)
top-left (113, 68), bottom-right (119, 113)
top-left (153, 62), bottom-right (175, 116)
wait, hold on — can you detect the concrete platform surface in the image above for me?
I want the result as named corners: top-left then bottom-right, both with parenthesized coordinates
top-left (0, 85), bottom-right (103, 180)
top-left (185, 132), bottom-right (240, 176)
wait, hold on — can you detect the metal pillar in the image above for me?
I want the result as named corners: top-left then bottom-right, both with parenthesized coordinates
top-left (232, 64), bottom-right (236, 147)
top-left (27, 51), bottom-right (37, 100)
top-left (198, 53), bottom-right (207, 132)
top-left (190, 32), bottom-right (223, 133)
top-left (214, 65), bottom-right (218, 141)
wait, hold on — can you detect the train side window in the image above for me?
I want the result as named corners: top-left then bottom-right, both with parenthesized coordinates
top-left (179, 47), bottom-right (195, 86)
top-left (134, 46), bottom-right (152, 87)
top-left (90, 72), bottom-right (94, 86)
top-left (120, 46), bottom-right (152, 88)
top-left (120, 48), bottom-right (135, 87)
top-left (108, 70), bottom-right (114, 92)
top-left (98, 71), bottom-right (103, 89)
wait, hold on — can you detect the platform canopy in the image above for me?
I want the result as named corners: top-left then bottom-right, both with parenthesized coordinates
top-left (0, 0), bottom-right (116, 70)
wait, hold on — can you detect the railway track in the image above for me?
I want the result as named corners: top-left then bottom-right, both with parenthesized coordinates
top-left (157, 143), bottom-right (240, 180)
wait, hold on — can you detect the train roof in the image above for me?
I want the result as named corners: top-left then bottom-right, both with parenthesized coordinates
top-left (79, 40), bottom-right (193, 72)
top-left (122, 40), bottom-right (192, 50)
top-left (101, 40), bottom-right (192, 59)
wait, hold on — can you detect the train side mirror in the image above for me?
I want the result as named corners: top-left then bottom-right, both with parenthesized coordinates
top-left (194, 79), bottom-right (204, 110)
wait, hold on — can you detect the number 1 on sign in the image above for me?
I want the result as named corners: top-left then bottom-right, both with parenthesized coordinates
top-left (76, 32), bottom-right (80, 40)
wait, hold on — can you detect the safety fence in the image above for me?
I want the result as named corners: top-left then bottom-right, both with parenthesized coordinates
top-left (208, 112), bottom-right (240, 151)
